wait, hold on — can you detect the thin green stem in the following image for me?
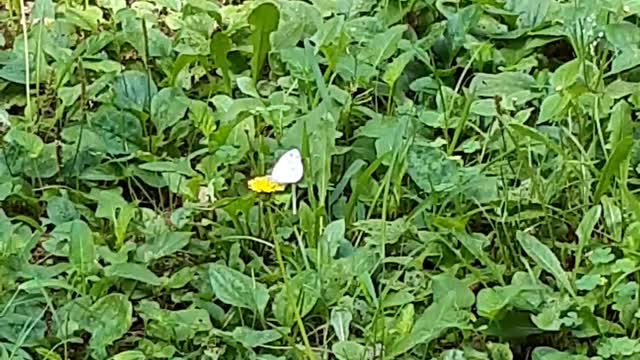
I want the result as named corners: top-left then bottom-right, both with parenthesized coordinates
top-left (19, 0), bottom-right (32, 123)
top-left (266, 205), bottom-right (315, 360)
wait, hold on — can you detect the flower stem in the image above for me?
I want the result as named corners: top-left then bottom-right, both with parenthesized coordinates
top-left (266, 205), bottom-right (315, 360)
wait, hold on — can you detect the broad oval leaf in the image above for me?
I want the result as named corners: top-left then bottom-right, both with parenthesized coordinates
top-left (150, 87), bottom-right (190, 133)
top-left (332, 341), bottom-right (366, 360)
top-left (230, 326), bottom-right (288, 348)
top-left (208, 263), bottom-right (269, 315)
top-left (4, 128), bottom-right (44, 158)
top-left (538, 93), bottom-right (569, 124)
top-left (382, 51), bottom-right (414, 87)
top-left (135, 231), bottom-right (191, 263)
top-left (89, 294), bottom-right (132, 349)
top-left (272, 270), bottom-right (319, 326)
top-left (47, 196), bottom-right (80, 226)
top-left (113, 70), bottom-right (158, 112)
top-left (550, 59), bottom-right (580, 90)
top-left (104, 262), bottom-right (162, 286)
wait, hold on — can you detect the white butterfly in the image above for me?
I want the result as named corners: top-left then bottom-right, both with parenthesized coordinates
top-left (268, 148), bottom-right (304, 185)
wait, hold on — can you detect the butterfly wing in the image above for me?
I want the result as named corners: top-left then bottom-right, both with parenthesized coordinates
top-left (268, 149), bottom-right (304, 184)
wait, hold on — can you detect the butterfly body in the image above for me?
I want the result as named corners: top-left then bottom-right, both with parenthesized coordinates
top-left (268, 148), bottom-right (304, 185)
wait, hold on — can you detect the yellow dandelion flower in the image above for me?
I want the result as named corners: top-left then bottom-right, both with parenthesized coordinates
top-left (248, 176), bottom-right (285, 193)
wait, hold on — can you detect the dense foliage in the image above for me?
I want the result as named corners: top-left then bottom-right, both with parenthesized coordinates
top-left (2, 0), bottom-right (640, 359)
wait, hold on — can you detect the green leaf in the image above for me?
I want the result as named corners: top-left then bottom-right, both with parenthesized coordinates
top-left (237, 76), bottom-right (260, 98)
top-left (166, 267), bottom-right (196, 289)
top-left (590, 248), bottom-right (615, 265)
top-left (574, 205), bottom-right (601, 271)
top-left (98, 0), bottom-right (126, 13)
top-left (487, 311), bottom-right (545, 339)
top-left (150, 87), bottom-right (190, 133)
top-left (538, 93), bottom-right (569, 124)
top-left (608, 100), bottom-right (632, 147)
top-left (382, 51), bottom-right (414, 88)
top-left (0, 181), bottom-right (13, 201)
top-left (469, 72), bottom-right (536, 98)
top-left (137, 300), bottom-right (212, 341)
top-left (174, 28), bottom-right (210, 56)
top-left (89, 294), bottom-right (132, 349)
top-left (515, 231), bottom-right (575, 297)
top-left (230, 327), bottom-right (287, 348)
top-left (390, 303), bottom-right (414, 338)
top-left (329, 159), bottom-right (366, 205)
top-left (431, 273), bottom-right (475, 308)
top-left (113, 70), bottom-right (158, 112)
top-left (19, 278), bottom-right (78, 292)
top-left (249, 2), bottom-right (280, 83)
top-left (46, 197), bottom-right (80, 226)
top-left (135, 231), bottom-right (191, 263)
top-left (109, 351), bottom-right (145, 360)
top-left (138, 159), bottom-right (195, 175)
top-left (576, 274), bottom-right (601, 291)
top-left (211, 32), bottom-right (232, 94)
top-left (454, 232), bottom-right (502, 280)
top-left (509, 123), bottom-right (563, 155)
top-left (605, 22), bottom-right (640, 49)
top-left (337, 0), bottom-right (377, 16)
top-left (0, 108), bottom-right (8, 127)
top-left (255, 356), bottom-right (285, 360)
top-left (550, 59), bottom-right (580, 91)
top-left (488, 343), bottom-right (514, 360)
top-left (410, 76), bottom-right (439, 94)
top-left (470, 99), bottom-right (498, 117)
top-left (330, 307), bottom-right (352, 342)
top-left (441, 350), bottom-right (466, 359)
top-left (606, 79), bottom-right (640, 99)
top-left (445, 4), bottom-right (481, 50)
top-left (208, 263), bottom-right (269, 315)
top-left (83, 59), bottom-right (123, 74)
top-left (91, 188), bottom-right (127, 219)
top-left (361, 24), bottom-right (407, 67)
top-left (22, 143), bottom-right (58, 179)
top-left (64, 6), bottom-right (103, 32)
top-left (511, 0), bottom-right (550, 28)
top-left (311, 14), bottom-right (344, 50)
top-left (114, 204), bottom-right (136, 249)
top-left (0, 55), bottom-right (31, 84)
top-left (531, 347), bottom-right (590, 360)
top-left (477, 273), bottom-right (545, 320)
top-left (597, 337), bottom-right (640, 358)
top-left (69, 220), bottom-right (96, 275)
top-left (407, 144), bottom-right (461, 193)
top-left (104, 262), bottom-right (162, 286)
top-left (272, 270), bottom-right (319, 326)
top-left (609, 48), bottom-right (640, 76)
top-left (271, 1), bottom-right (321, 50)
top-left (602, 196), bottom-right (623, 243)
top-left (88, 106), bottom-right (144, 155)
top-left (32, 0), bottom-right (55, 21)
top-left (5, 128), bottom-right (44, 158)
top-left (321, 219), bottom-right (345, 262)
top-left (386, 292), bottom-right (470, 357)
top-left (332, 341), bottom-right (366, 360)
top-left (594, 136), bottom-right (634, 202)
